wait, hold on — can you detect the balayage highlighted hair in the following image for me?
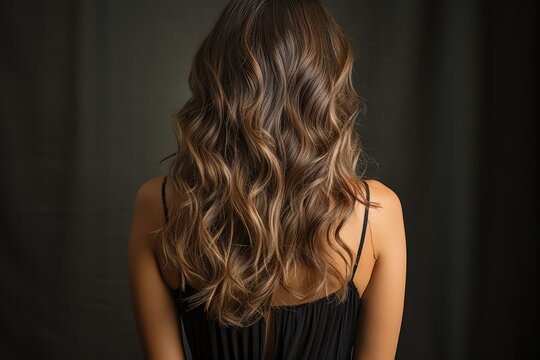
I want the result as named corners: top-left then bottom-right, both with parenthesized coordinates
top-left (157, 0), bottom-right (377, 328)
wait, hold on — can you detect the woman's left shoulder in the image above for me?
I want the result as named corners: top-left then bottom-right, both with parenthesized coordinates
top-left (132, 175), bottom-right (168, 228)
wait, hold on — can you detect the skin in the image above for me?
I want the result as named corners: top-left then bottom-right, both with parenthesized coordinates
top-left (128, 176), bottom-right (406, 360)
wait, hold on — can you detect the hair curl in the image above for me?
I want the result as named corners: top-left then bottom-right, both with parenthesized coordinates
top-left (156, 0), bottom-right (376, 328)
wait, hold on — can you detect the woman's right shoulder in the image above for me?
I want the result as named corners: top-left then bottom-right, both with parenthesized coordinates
top-left (362, 179), bottom-right (405, 260)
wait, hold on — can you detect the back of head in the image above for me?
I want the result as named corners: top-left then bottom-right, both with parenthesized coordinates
top-left (158, 0), bottom-right (370, 328)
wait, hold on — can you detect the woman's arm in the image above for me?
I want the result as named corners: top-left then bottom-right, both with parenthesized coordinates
top-left (128, 177), bottom-right (185, 360)
top-left (354, 180), bottom-right (407, 360)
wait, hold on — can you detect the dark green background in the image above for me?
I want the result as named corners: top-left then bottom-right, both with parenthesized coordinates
top-left (1, 0), bottom-right (537, 359)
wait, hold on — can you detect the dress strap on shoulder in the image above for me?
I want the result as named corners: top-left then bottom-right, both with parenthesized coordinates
top-left (351, 179), bottom-right (370, 279)
top-left (162, 175), bottom-right (169, 223)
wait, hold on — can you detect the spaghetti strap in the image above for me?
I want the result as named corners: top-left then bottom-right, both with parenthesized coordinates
top-left (162, 175), bottom-right (169, 223)
top-left (351, 180), bottom-right (370, 279)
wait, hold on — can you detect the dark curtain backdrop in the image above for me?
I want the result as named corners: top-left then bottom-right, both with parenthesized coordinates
top-left (1, 0), bottom-right (537, 359)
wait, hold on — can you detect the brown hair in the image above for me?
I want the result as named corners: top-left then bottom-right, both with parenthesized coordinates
top-left (156, 0), bottom-right (376, 327)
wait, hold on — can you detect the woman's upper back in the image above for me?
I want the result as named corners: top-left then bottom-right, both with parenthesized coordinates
top-left (161, 175), bottom-right (372, 360)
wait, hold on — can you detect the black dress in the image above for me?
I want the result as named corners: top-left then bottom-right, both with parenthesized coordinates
top-left (161, 176), bottom-right (370, 360)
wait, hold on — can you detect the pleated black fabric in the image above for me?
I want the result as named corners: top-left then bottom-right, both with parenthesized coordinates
top-left (162, 176), bottom-right (370, 360)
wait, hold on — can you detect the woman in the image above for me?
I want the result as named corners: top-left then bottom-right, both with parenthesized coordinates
top-left (128, 1), bottom-right (406, 359)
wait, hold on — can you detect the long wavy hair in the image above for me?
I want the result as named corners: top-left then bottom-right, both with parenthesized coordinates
top-left (156, 0), bottom-right (377, 328)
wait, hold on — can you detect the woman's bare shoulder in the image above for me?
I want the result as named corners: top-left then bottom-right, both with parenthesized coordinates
top-left (132, 175), bottom-right (168, 231)
top-left (363, 179), bottom-right (405, 260)
top-left (135, 175), bottom-right (166, 201)
top-left (363, 179), bottom-right (402, 207)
